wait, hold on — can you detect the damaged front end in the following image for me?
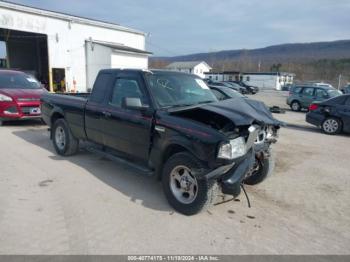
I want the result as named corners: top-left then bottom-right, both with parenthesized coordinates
top-left (213, 123), bottom-right (279, 198)
top-left (169, 97), bottom-right (281, 198)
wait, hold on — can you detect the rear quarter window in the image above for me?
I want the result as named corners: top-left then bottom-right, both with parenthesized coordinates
top-left (89, 73), bottom-right (112, 103)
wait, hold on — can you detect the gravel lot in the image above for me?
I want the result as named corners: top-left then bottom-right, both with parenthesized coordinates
top-left (0, 90), bottom-right (349, 255)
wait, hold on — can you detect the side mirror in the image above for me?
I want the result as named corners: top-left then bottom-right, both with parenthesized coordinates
top-left (323, 94), bottom-right (329, 99)
top-left (122, 97), bottom-right (149, 111)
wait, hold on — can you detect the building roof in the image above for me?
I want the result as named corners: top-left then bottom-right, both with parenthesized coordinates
top-left (166, 61), bottom-right (212, 70)
top-left (0, 0), bottom-right (145, 35)
top-left (204, 70), bottom-right (241, 74)
top-left (90, 40), bottom-right (152, 55)
top-left (243, 72), bottom-right (296, 76)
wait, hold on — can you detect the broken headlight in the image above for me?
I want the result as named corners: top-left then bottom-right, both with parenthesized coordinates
top-left (266, 126), bottom-right (279, 142)
top-left (218, 137), bottom-right (246, 160)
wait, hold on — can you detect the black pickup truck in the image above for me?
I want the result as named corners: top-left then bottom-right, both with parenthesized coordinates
top-left (41, 69), bottom-right (280, 215)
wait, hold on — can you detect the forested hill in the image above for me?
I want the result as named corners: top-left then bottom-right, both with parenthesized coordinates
top-left (152, 40), bottom-right (350, 63)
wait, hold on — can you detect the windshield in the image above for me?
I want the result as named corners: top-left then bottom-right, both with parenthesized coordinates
top-left (146, 72), bottom-right (218, 108)
top-left (0, 72), bottom-right (41, 89)
top-left (327, 89), bottom-right (342, 98)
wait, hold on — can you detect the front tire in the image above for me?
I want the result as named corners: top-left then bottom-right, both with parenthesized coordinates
top-left (322, 117), bottom-right (342, 135)
top-left (162, 152), bottom-right (218, 215)
top-left (244, 151), bottom-right (275, 185)
top-left (52, 119), bottom-right (79, 156)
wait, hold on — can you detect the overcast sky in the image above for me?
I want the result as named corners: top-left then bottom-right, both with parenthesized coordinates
top-left (4, 0), bottom-right (350, 56)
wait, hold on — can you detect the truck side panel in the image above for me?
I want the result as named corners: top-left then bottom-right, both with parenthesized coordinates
top-left (41, 93), bottom-right (88, 140)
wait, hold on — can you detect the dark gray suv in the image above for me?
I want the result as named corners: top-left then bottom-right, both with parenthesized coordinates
top-left (286, 85), bottom-right (342, 111)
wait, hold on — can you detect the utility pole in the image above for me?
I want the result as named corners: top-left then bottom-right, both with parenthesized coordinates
top-left (258, 60), bottom-right (261, 72)
top-left (338, 74), bottom-right (342, 90)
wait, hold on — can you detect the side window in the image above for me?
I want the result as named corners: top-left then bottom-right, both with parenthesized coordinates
top-left (302, 87), bottom-right (314, 96)
top-left (109, 78), bottom-right (147, 107)
top-left (293, 86), bottom-right (302, 93)
top-left (211, 89), bottom-right (227, 100)
top-left (315, 89), bottom-right (327, 98)
top-left (89, 73), bottom-right (112, 103)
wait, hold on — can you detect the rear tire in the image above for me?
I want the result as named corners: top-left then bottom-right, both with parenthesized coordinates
top-left (322, 117), bottom-right (342, 135)
top-left (52, 119), bottom-right (79, 156)
top-left (290, 101), bottom-right (301, 112)
top-left (162, 152), bottom-right (218, 215)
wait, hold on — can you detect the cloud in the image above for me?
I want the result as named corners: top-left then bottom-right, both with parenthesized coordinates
top-left (5, 0), bottom-right (350, 56)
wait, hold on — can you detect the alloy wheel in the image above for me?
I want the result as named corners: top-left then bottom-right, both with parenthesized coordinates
top-left (323, 119), bottom-right (339, 134)
top-left (169, 165), bottom-right (198, 204)
top-left (55, 126), bottom-right (66, 150)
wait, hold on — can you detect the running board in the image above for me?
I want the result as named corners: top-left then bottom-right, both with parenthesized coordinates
top-left (85, 145), bottom-right (154, 177)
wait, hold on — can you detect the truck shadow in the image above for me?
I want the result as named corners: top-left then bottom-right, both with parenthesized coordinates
top-left (12, 128), bottom-right (172, 213)
top-left (2, 119), bottom-right (44, 127)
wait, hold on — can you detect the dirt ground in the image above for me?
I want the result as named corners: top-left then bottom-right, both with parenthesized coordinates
top-left (0, 90), bottom-right (349, 254)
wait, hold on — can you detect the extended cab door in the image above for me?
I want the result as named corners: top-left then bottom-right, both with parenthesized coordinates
top-left (85, 72), bottom-right (113, 144)
top-left (101, 71), bottom-right (154, 161)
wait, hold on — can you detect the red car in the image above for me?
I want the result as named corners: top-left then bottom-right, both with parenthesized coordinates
top-left (0, 70), bottom-right (47, 126)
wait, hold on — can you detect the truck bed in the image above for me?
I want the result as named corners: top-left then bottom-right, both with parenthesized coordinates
top-left (41, 92), bottom-right (90, 140)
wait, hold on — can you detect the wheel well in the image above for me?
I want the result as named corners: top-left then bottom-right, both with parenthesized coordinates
top-left (51, 112), bottom-right (64, 128)
top-left (157, 144), bottom-right (189, 180)
top-left (291, 100), bottom-right (300, 105)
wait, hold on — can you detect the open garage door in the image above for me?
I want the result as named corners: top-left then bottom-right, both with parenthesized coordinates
top-left (0, 28), bottom-right (49, 90)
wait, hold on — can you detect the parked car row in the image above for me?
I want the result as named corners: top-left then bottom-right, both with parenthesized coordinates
top-left (285, 83), bottom-right (350, 135)
top-left (204, 79), bottom-right (259, 95)
top-left (287, 85), bottom-right (342, 112)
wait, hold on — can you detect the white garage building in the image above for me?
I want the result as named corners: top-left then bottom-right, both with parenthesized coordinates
top-left (0, 1), bottom-right (151, 92)
top-left (242, 72), bottom-right (295, 90)
top-left (165, 61), bottom-right (212, 79)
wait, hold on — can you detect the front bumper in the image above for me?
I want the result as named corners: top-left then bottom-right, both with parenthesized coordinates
top-left (220, 149), bottom-right (255, 196)
top-left (204, 149), bottom-right (255, 197)
top-left (204, 124), bottom-right (277, 196)
top-left (0, 100), bottom-right (41, 120)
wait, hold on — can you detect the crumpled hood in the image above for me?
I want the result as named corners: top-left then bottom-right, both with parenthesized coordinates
top-left (177, 98), bottom-right (281, 127)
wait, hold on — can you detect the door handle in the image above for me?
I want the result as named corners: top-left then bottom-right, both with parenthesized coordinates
top-left (102, 111), bottom-right (112, 118)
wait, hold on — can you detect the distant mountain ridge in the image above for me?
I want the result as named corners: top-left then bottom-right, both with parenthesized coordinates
top-left (152, 40), bottom-right (350, 64)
